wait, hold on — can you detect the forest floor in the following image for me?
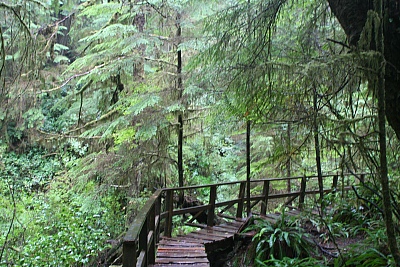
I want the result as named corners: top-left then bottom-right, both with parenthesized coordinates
top-left (222, 216), bottom-right (367, 267)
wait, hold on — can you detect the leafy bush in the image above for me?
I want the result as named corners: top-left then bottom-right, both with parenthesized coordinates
top-left (0, 146), bottom-right (125, 266)
top-left (334, 224), bottom-right (394, 267)
top-left (263, 256), bottom-right (327, 267)
top-left (246, 209), bottom-right (314, 265)
top-left (343, 248), bottom-right (395, 267)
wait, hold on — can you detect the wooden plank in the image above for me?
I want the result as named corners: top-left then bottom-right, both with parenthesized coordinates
top-left (158, 241), bottom-right (201, 247)
top-left (202, 230), bottom-right (234, 238)
top-left (154, 264), bottom-right (210, 267)
top-left (172, 237), bottom-right (208, 244)
top-left (155, 258), bottom-right (209, 264)
top-left (213, 225), bottom-right (238, 234)
top-left (215, 223), bottom-right (239, 229)
top-left (184, 232), bottom-right (225, 242)
top-left (157, 247), bottom-right (205, 251)
top-left (156, 252), bottom-right (208, 258)
top-left (159, 237), bottom-right (201, 246)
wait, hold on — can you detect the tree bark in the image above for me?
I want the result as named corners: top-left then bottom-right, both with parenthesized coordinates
top-left (246, 120), bottom-right (251, 216)
top-left (328, 0), bottom-right (400, 262)
top-left (313, 86), bottom-right (324, 210)
top-left (328, 0), bottom-right (400, 139)
top-left (176, 13), bottom-right (184, 204)
top-left (375, 0), bottom-right (400, 263)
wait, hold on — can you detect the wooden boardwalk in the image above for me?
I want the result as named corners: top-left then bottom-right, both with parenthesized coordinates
top-left (152, 219), bottom-right (247, 267)
top-left (122, 173), bottom-right (365, 267)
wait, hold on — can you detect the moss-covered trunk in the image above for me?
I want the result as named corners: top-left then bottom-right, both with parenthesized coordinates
top-left (328, 0), bottom-right (400, 139)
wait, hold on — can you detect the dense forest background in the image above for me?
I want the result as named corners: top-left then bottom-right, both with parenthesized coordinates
top-left (1, 0), bottom-right (400, 266)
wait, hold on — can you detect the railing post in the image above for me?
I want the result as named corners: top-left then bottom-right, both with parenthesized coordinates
top-left (148, 205), bottom-right (156, 265)
top-left (360, 173), bottom-right (365, 184)
top-left (139, 217), bottom-right (148, 266)
top-left (299, 176), bottom-right (307, 211)
top-left (332, 175), bottom-right (338, 194)
top-left (164, 190), bottom-right (174, 237)
top-left (208, 185), bottom-right (217, 227)
top-left (261, 180), bottom-right (270, 216)
top-left (236, 181), bottom-right (246, 218)
top-left (155, 192), bottom-right (161, 244)
top-left (122, 239), bottom-right (137, 267)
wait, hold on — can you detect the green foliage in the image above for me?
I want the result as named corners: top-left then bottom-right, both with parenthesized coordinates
top-left (18, 202), bottom-right (111, 266)
top-left (0, 145), bottom-right (125, 266)
top-left (262, 256), bottom-right (327, 267)
top-left (342, 248), bottom-right (395, 267)
top-left (246, 209), bottom-right (314, 265)
top-left (1, 147), bottom-right (61, 191)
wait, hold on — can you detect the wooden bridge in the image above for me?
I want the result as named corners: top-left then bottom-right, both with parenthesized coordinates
top-left (121, 173), bottom-right (365, 267)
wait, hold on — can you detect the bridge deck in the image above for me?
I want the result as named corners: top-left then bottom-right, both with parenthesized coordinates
top-left (152, 219), bottom-right (248, 267)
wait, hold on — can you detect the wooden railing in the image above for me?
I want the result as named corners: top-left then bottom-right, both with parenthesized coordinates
top-left (122, 173), bottom-right (365, 267)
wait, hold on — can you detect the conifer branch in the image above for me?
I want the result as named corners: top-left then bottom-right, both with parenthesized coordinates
top-left (144, 57), bottom-right (177, 67)
top-left (326, 38), bottom-right (350, 49)
top-left (64, 109), bottom-right (118, 134)
top-left (36, 129), bottom-right (102, 140)
top-left (38, 63), bottom-right (105, 94)
top-left (0, 2), bottom-right (31, 37)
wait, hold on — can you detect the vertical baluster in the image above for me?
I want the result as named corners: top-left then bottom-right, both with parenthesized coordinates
top-left (164, 190), bottom-right (173, 237)
top-left (236, 182), bottom-right (246, 218)
top-left (332, 175), bottom-right (338, 194)
top-left (208, 185), bottom-right (217, 227)
top-left (261, 180), bottom-right (270, 216)
top-left (122, 239), bottom-right (137, 267)
top-left (148, 204), bottom-right (156, 265)
top-left (299, 176), bottom-right (307, 211)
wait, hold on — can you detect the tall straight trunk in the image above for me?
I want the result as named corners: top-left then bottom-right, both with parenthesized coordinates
top-left (132, 2), bottom-right (145, 82)
top-left (176, 13), bottom-right (184, 204)
top-left (246, 0), bottom-right (252, 216)
top-left (375, 0), bottom-right (400, 263)
top-left (313, 87), bottom-right (324, 209)
top-left (286, 123), bottom-right (291, 192)
top-left (246, 120), bottom-right (251, 216)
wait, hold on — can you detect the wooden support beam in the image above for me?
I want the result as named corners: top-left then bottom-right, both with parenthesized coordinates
top-left (299, 176), bottom-right (307, 211)
top-left (164, 190), bottom-right (174, 238)
top-left (208, 185), bottom-right (217, 227)
top-left (236, 182), bottom-right (246, 218)
top-left (261, 180), bottom-right (270, 215)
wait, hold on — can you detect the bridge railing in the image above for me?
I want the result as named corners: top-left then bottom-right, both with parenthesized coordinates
top-left (122, 173), bottom-right (365, 267)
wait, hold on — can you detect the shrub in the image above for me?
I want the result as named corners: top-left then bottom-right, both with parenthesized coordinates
top-left (246, 209), bottom-right (314, 265)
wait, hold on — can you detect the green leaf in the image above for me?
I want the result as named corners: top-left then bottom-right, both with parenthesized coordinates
top-left (53, 55), bottom-right (70, 64)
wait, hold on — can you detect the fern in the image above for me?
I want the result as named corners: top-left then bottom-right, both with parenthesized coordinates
top-left (125, 95), bottom-right (161, 116)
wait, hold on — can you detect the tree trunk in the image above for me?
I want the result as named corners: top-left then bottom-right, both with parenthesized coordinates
top-left (328, 0), bottom-right (400, 262)
top-left (313, 86), bottom-right (324, 209)
top-left (176, 13), bottom-right (184, 204)
top-left (246, 120), bottom-right (251, 216)
top-left (375, 0), bottom-right (400, 263)
top-left (286, 122), bottom-right (291, 192)
top-left (328, 0), bottom-right (400, 139)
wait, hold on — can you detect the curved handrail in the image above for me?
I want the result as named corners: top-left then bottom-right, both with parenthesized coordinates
top-left (123, 189), bottom-right (162, 267)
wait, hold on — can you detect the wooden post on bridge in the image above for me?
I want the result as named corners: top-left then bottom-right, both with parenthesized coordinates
top-left (154, 192), bottom-right (161, 244)
top-left (164, 190), bottom-right (174, 237)
top-left (139, 217), bottom-right (148, 266)
top-left (237, 181), bottom-right (246, 218)
top-left (299, 176), bottom-right (307, 211)
top-left (332, 174), bottom-right (338, 194)
top-left (261, 180), bottom-right (270, 216)
top-left (208, 185), bottom-right (217, 226)
top-left (147, 202), bottom-right (156, 264)
top-left (122, 239), bottom-right (137, 267)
